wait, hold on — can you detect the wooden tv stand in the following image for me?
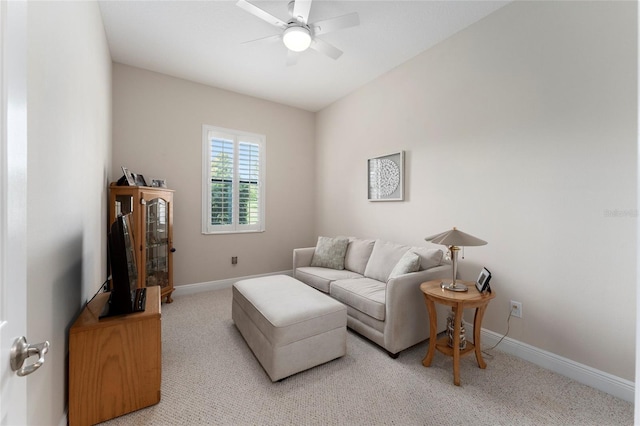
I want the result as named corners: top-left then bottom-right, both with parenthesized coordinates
top-left (69, 286), bottom-right (161, 426)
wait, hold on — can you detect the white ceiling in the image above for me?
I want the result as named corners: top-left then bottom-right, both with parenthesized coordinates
top-left (98, 0), bottom-right (509, 112)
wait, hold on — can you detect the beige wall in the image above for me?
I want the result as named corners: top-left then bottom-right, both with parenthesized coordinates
top-left (316, 1), bottom-right (636, 380)
top-left (112, 64), bottom-right (316, 286)
top-left (27, 1), bottom-right (112, 424)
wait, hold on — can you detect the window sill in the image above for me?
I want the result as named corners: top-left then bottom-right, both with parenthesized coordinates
top-left (202, 229), bottom-right (265, 235)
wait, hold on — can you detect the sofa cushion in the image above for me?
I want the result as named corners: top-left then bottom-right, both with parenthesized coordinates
top-left (389, 251), bottom-right (421, 279)
top-left (330, 278), bottom-right (386, 321)
top-left (363, 240), bottom-right (410, 283)
top-left (310, 236), bottom-right (349, 270)
top-left (295, 267), bottom-right (363, 293)
top-left (410, 247), bottom-right (444, 270)
top-left (344, 238), bottom-right (375, 274)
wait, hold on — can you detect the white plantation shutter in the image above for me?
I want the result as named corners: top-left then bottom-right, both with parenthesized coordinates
top-left (238, 141), bottom-right (260, 226)
top-left (202, 125), bottom-right (265, 234)
top-left (210, 137), bottom-right (234, 226)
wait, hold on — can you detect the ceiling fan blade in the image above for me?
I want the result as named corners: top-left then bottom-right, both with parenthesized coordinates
top-left (241, 34), bottom-right (282, 45)
top-left (312, 12), bottom-right (359, 36)
top-left (310, 38), bottom-right (343, 60)
top-left (236, 0), bottom-right (287, 29)
top-left (293, 0), bottom-right (312, 24)
top-left (286, 50), bottom-right (299, 67)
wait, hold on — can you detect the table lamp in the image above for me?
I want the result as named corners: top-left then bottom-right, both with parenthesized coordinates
top-left (425, 227), bottom-right (487, 292)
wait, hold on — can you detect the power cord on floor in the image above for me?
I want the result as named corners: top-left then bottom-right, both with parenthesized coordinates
top-left (481, 305), bottom-right (515, 359)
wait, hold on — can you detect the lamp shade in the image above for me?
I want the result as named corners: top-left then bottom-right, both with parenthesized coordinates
top-left (425, 227), bottom-right (487, 247)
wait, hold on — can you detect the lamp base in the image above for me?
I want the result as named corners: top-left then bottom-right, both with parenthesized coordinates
top-left (441, 281), bottom-right (469, 292)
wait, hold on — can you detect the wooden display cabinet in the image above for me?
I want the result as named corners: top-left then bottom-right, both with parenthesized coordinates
top-left (69, 286), bottom-right (161, 426)
top-left (109, 183), bottom-right (175, 303)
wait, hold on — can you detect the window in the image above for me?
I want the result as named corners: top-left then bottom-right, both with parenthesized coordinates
top-left (202, 125), bottom-right (265, 234)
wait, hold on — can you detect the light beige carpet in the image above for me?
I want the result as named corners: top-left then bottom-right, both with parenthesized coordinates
top-left (100, 287), bottom-right (633, 425)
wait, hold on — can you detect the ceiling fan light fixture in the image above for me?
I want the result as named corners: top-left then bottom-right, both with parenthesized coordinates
top-left (283, 26), bottom-right (311, 52)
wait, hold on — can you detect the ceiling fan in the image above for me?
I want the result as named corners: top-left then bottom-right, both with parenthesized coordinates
top-left (236, 0), bottom-right (360, 64)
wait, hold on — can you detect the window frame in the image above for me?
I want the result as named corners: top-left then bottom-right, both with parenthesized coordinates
top-left (202, 125), bottom-right (266, 234)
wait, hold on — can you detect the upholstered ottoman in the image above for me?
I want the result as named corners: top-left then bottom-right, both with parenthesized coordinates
top-left (232, 275), bottom-right (347, 381)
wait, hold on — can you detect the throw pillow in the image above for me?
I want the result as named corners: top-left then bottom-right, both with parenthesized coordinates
top-left (410, 247), bottom-right (444, 270)
top-left (310, 236), bottom-right (349, 270)
top-left (363, 240), bottom-right (410, 282)
top-left (389, 251), bottom-right (421, 279)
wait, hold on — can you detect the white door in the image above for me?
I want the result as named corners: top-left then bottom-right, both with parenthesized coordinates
top-left (0, 1), bottom-right (28, 424)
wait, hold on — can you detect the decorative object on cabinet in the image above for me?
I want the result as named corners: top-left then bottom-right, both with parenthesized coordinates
top-left (133, 173), bottom-right (148, 187)
top-left (151, 178), bottom-right (167, 188)
top-left (109, 183), bottom-right (175, 303)
top-left (367, 151), bottom-right (404, 201)
top-left (121, 166), bottom-right (136, 186)
top-left (424, 227), bottom-right (487, 292)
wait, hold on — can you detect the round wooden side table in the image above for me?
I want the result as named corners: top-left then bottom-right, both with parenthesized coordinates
top-left (420, 280), bottom-right (496, 386)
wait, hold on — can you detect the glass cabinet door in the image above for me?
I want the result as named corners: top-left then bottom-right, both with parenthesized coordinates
top-left (145, 197), bottom-right (169, 289)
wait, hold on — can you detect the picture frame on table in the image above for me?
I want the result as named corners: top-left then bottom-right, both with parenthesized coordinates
top-left (476, 267), bottom-right (492, 293)
top-left (367, 151), bottom-right (404, 201)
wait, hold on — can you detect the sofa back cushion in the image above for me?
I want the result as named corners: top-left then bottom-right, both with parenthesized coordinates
top-left (363, 240), bottom-right (410, 282)
top-left (344, 238), bottom-right (375, 274)
top-left (310, 236), bottom-right (349, 270)
top-left (410, 247), bottom-right (444, 270)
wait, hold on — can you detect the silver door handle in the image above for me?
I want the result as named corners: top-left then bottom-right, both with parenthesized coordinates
top-left (10, 336), bottom-right (50, 377)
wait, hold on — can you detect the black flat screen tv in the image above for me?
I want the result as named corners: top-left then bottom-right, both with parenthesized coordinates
top-left (101, 213), bottom-right (146, 318)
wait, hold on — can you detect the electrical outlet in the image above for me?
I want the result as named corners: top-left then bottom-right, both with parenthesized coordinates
top-left (232, 256), bottom-right (238, 265)
top-left (510, 300), bottom-right (522, 318)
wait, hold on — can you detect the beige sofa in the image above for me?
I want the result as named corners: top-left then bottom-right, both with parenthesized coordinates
top-left (293, 237), bottom-right (452, 357)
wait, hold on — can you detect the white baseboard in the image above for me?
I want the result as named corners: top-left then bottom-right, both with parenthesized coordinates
top-left (466, 322), bottom-right (634, 403)
top-left (172, 270), bottom-right (293, 296)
